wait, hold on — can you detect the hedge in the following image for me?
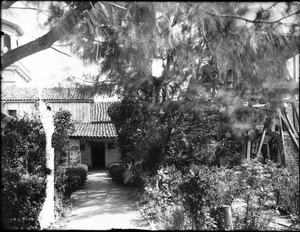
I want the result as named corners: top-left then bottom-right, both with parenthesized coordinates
top-left (55, 164), bottom-right (88, 199)
top-left (1, 169), bottom-right (46, 230)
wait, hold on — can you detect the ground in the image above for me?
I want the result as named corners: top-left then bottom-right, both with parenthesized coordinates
top-left (57, 170), bottom-right (151, 230)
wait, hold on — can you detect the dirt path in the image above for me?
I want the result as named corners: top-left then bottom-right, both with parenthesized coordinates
top-left (62, 170), bottom-right (151, 230)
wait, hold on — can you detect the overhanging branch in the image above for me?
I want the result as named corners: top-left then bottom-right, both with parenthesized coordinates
top-left (201, 7), bottom-right (300, 25)
top-left (1, 2), bottom-right (97, 71)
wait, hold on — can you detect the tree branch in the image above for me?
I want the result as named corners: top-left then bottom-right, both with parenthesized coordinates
top-left (1, 3), bottom-right (96, 70)
top-left (50, 47), bottom-right (71, 57)
top-left (201, 7), bottom-right (300, 25)
top-left (9, 6), bottom-right (53, 12)
top-left (2, 27), bottom-right (61, 70)
top-left (102, 1), bottom-right (127, 10)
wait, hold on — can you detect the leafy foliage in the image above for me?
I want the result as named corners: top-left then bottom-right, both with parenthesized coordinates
top-left (52, 110), bottom-right (75, 166)
top-left (137, 159), bottom-right (299, 230)
top-left (1, 115), bottom-right (47, 174)
top-left (1, 170), bottom-right (46, 229)
top-left (1, 116), bottom-right (47, 229)
top-left (55, 164), bottom-right (88, 199)
top-left (108, 163), bottom-right (127, 184)
top-left (215, 138), bottom-right (242, 168)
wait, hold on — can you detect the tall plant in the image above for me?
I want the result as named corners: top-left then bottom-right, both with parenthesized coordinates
top-left (52, 110), bottom-right (75, 167)
top-left (1, 115), bottom-right (47, 229)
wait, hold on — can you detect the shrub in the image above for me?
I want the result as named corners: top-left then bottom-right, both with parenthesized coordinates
top-left (1, 169), bottom-right (46, 230)
top-left (123, 163), bottom-right (148, 190)
top-left (1, 115), bottom-right (46, 174)
top-left (179, 165), bottom-right (224, 230)
top-left (55, 166), bottom-right (68, 197)
top-left (215, 138), bottom-right (242, 168)
top-left (52, 110), bottom-right (75, 166)
top-left (139, 160), bottom-right (298, 230)
top-left (109, 163), bottom-right (127, 184)
top-left (1, 115), bottom-right (47, 230)
top-left (64, 164), bottom-right (88, 197)
top-left (230, 159), bottom-right (299, 230)
top-left (55, 164), bottom-right (88, 199)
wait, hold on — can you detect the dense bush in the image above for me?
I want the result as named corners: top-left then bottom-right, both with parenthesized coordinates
top-left (1, 115), bottom-right (47, 230)
top-left (52, 110), bottom-right (75, 166)
top-left (138, 159), bottom-right (299, 230)
top-left (108, 95), bottom-right (230, 189)
top-left (108, 163), bottom-right (127, 184)
top-left (1, 169), bottom-right (46, 229)
top-left (178, 165), bottom-right (235, 230)
top-left (55, 164), bottom-right (88, 199)
top-left (215, 138), bottom-right (243, 168)
top-left (1, 115), bottom-right (47, 174)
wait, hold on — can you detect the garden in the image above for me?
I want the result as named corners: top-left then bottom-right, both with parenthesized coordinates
top-left (107, 94), bottom-right (300, 230)
top-left (1, 2), bottom-right (299, 230)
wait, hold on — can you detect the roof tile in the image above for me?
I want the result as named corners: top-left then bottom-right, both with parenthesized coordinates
top-left (2, 87), bottom-right (93, 101)
top-left (1, 87), bottom-right (39, 101)
top-left (70, 123), bottom-right (117, 138)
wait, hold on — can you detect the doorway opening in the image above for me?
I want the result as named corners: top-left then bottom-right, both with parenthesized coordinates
top-left (91, 142), bottom-right (105, 169)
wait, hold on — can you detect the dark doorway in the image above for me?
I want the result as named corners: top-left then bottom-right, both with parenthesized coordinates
top-left (91, 143), bottom-right (105, 169)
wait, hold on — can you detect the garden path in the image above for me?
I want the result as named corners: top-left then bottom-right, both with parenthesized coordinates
top-left (62, 170), bottom-right (151, 230)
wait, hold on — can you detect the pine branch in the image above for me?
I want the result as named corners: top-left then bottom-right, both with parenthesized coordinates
top-left (50, 47), bottom-right (72, 57)
top-left (102, 1), bottom-right (127, 10)
top-left (200, 7), bottom-right (300, 25)
top-left (9, 6), bottom-right (53, 12)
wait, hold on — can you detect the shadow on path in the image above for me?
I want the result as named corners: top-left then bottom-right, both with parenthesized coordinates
top-left (63, 170), bottom-right (150, 230)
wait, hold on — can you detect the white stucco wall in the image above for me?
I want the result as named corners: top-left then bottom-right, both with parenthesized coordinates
top-left (1, 68), bottom-right (29, 89)
top-left (80, 141), bottom-right (92, 168)
top-left (78, 139), bottom-right (120, 169)
top-left (2, 101), bottom-right (37, 118)
top-left (47, 102), bottom-right (91, 123)
top-left (69, 139), bottom-right (81, 165)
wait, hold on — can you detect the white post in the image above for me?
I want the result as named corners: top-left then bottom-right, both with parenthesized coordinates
top-left (38, 98), bottom-right (55, 229)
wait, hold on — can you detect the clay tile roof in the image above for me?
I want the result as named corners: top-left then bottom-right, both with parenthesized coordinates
top-left (70, 123), bottom-right (117, 138)
top-left (2, 87), bottom-right (93, 101)
top-left (1, 87), bottom-right (39, 101)
top-left (91, 102), bottom-right (115, 122)
top-left (42, 88), bottom-right (92, 101)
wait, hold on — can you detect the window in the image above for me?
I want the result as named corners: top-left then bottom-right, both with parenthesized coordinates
top-left (3, 34), bottom-right (11, 51)
top-left (8, 110), bottom-right (17, 118)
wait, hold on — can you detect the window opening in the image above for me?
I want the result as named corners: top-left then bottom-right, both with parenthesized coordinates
top-left (8, 110), bottom-right (17, 118)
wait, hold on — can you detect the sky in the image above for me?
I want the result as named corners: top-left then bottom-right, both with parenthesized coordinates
top-left (2, 1), bottom-right (99, 89)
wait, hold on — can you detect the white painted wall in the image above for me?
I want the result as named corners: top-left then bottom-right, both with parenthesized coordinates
top-left (69, 139), bottom-right (81, 165)
top-left (47, 102), bottom-right (91, 123)
top-left (79, 139), bottom-right (120, 169)
top-left (2, 101), bottom-right (37, 118)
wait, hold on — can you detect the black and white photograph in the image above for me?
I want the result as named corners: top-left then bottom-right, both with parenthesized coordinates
top-left (1, 1), bottom-right (299, 230)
